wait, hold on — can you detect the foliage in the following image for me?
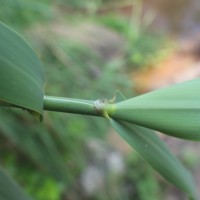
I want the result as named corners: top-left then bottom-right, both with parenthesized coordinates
top-left (0, 17), bottom-right (132, 200)
top-left (0, 167), bottom-right (33, 200)
top-left (125, 154), bottom-right (162, 200)
top-left (0, 1), bottom-right (192, 200)
top-left (110, 120), bottom-right (197, 199)
top-left (0, 22), bottom-right (44, 118)
top-left (110, 79), bottom-right (200, 140)
top-left (99, 10), bottom-right (167, 69)
top-left (0, 0), bottom-right (52, 28)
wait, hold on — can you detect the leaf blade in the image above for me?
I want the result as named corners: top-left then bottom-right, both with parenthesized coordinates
top-left (109, 79), bottom-right (200, 140)
top-left (0, 22), bottom-right (45, 117)
top-left (110, 119), bottom-right (198, 200)
top-left (0, 167), bottom-right (34, 200)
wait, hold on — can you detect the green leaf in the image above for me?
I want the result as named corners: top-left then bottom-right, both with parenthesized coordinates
top-left (0, 167), bottom-right (34, 200)
top-left (109, 79), bottom-right (200, 140)
top-left (110, 119), bottom-right (198, 200)
top-left (0, 22), bottom-right (45, 117)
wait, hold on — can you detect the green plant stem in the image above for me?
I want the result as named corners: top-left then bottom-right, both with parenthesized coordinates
top-left (43, 95), bottom-right (102, 116)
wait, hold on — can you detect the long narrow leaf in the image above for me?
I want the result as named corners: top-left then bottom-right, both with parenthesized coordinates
top-left (110, 119), bottom-right (197, 200)
top-left (0, 22), bottom-right (45, 118)
top-left (0, 167), bottom-right (33, 200)
top-left (108, 79), bottom-right (200, 140)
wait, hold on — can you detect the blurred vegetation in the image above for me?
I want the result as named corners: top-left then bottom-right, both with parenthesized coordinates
top-left (0, 0), bottom-right (169, 199)
top-left (0, 0), bottom-right (52, 28)
top-left (99, 14), bottom-right (167, 69)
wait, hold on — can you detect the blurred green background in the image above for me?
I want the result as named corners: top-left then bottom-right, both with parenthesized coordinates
top-left (1, 0), bottom-right (199, 200)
